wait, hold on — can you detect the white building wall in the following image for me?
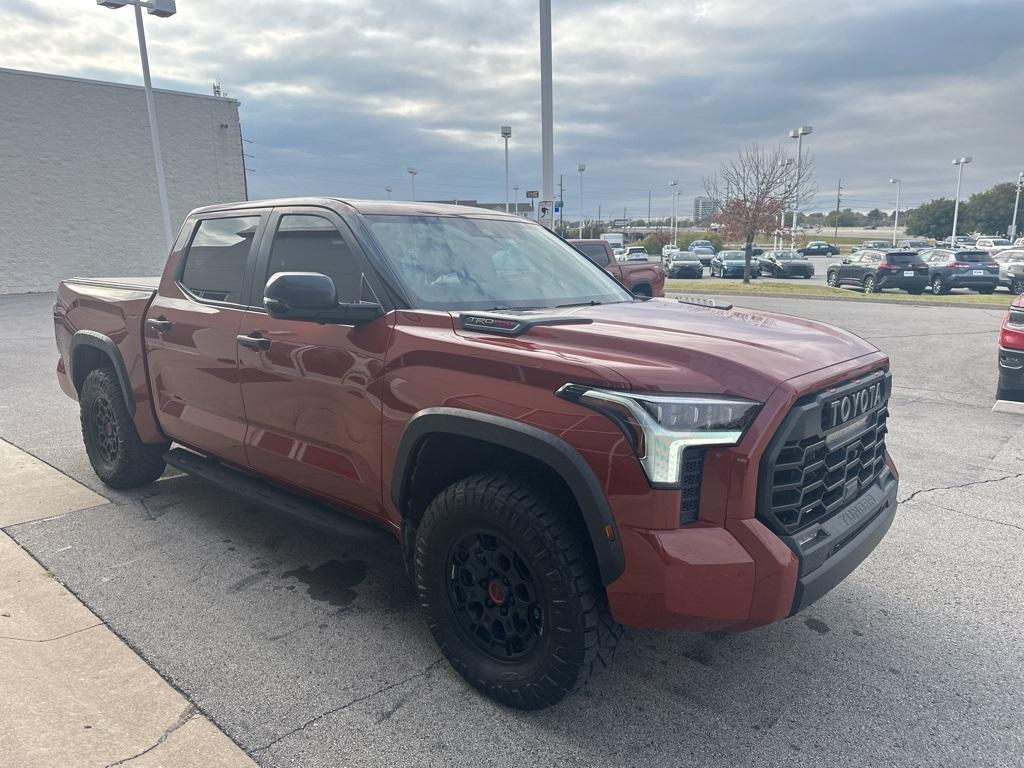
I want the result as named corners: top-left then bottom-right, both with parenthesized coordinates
top-left (0, 68), bottom-right (246, 294)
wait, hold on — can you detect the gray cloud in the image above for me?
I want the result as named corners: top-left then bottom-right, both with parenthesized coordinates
top-left (1, 0), bottom-right (1021, 219)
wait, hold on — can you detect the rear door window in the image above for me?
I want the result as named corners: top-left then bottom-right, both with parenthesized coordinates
top-left (885, 252), bottom-right (925, 266)
top-left (180, 216), bottom-right (261, 303)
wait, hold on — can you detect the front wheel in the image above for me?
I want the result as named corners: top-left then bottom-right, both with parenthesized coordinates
top-left (414, 472), bottom-right (620, 710)
top-left (827, 272), bottom-right (839, 288)
top-left (864, 275), bottom-right (877, 293)
top-left (1011, 279), bottom-right (1024, 295)
top-left (932, 275), bottom-right (947, 295)
top-left (977, 287), bottom-right (995, 295)
top-left (80, 367), bottom-right (169, 488)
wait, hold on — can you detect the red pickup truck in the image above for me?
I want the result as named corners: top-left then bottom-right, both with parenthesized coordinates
top-left (55, 198), bottom-right (898, 709)
top-left (568, 239), bottom-right (665, 297)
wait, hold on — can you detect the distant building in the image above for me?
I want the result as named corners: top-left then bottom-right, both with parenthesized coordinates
top-left (693, 196), bottom-right (716, 223)
top-left (0, 67), bottom-right (246, 294)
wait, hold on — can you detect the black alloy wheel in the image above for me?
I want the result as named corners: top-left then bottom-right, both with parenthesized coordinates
top-left (446, 530), bottom-right (543, 661)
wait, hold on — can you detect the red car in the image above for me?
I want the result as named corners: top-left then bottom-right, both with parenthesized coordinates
top-left (55, 198), bottom-right (898, 709)
top-left (997, 293), bottom-right (1024, 401)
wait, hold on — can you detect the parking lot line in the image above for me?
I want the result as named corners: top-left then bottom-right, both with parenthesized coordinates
top-left (0, 438), bottom-right (108, 526)
top-left (0, 531), bottom-right (256, 768)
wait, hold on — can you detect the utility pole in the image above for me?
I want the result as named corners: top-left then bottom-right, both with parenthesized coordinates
top-left (833, 178), bottom-right (842, 241)
top-left (597, 205), bottom-right (602, 228)
top-left (539, 0), bottom-right (554, 205)
top-left (558, 173), bottom-right (565, 234)
top-left (1010, 171), bottom-right (1023, 240)
top-left (648, 190), bottom-right (652, 223)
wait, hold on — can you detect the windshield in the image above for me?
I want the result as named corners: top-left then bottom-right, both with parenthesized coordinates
top-left (671, 252), bottom-right (698, 261)
top-left (364, 214), bottom-right (634, 311)
top-left (989, 239), bottom-right (1010, 246)
top-left (720, 251), bottom-right (746, 260)
top-left (776, 251), bottom-right (801, 260)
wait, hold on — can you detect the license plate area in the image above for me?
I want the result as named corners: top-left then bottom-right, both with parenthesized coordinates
top-left (903, 270), bottom-right (914, 277)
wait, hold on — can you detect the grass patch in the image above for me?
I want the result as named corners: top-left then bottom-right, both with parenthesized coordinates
top-left (665, 279), bottom-right (1016, 307)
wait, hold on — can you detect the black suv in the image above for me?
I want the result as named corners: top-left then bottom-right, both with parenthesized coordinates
top-left (826, 249), bottom-right (929, 294)
top-left (666, 250), bottom-right (704, 278)
top-left (918, 249), bottom-right (999, 294)
top-left (797, 241), bottom-right (840, 256)
top-left (758, 250), bottom-right (814, 278)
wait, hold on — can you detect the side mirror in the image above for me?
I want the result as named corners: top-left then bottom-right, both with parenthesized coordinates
top-left (264, 272), bottom-right (383, 325)
top-left (842, 259), bottom-right (852, 265)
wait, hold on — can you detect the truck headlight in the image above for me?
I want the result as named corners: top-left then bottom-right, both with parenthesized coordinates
top-left (557, 384), bottom-right (761, 487)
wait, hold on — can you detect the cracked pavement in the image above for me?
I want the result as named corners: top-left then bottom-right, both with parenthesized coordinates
top-left (2, 292), bottom-right (1022, 767)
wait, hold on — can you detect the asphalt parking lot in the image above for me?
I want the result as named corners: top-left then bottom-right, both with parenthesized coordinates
top-left (2, 291), bottom-right (1022, 767)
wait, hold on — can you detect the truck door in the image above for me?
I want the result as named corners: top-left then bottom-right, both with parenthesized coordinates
top-left (144, 211), bottom-right (269, 465)
top-left (236, 208), bottom-right (392, 521)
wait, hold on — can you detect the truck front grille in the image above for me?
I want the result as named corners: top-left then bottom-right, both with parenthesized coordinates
top-left (679, 448), bottom-right (705, 525)
top-left (758, 372), bottom-right (891, 536)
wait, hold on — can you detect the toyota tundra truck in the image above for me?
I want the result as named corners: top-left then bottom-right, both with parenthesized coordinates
top-left (54, 198), bottom-right (899, 709)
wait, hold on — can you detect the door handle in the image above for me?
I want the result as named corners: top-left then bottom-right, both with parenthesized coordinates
top-left (237, 334), bottom-right (271, 351)
top-left (146, 318), bottom-right (173, 333)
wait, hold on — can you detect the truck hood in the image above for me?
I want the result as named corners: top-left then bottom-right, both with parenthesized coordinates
top-left (478, 298), bottom-right (882, 402)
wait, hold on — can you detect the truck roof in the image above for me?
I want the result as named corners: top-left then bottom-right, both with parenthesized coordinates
top-left (189, 197), bottom-right (527, 220)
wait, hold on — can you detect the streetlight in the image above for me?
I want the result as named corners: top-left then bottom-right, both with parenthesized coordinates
top-left (407, 167), bottom-right (418, 201)
top-left (778, 159), bottom-right (795, 250)
top-left (385, 186), bottom-right (392, 200)
top-left (1010, 172), bottom-right (1023, 240)
top-left (577, 163), bottom-right (586, 238)
top-left (501, 126), bottom-right (512, 213)
top-left (951, 157), bottom-right (972, 247)
top-left (669, 180), bottom-right (679, 246)
top-left (889, 178), bottom-right (902, 246)
top-left (788, 125), bottom-right (813, 249)
top-left (513, 184), bottom-right (519, 215)
top-left (96, 0), bottom-right (177, 251)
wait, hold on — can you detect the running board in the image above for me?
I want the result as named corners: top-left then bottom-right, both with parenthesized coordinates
top-left (164, 448), bottom-right (391, 542)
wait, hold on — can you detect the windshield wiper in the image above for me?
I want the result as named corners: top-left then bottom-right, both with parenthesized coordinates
top-left (554, 300), bottom-right (603, 308)
top-left (486, 305), bottom-right (546, 312)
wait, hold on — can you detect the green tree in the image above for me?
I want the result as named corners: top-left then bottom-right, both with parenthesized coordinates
top-left (903, 198), bottom-right (955, 238)
top-left (866, 208), bottom-right (887, 227)
top-left (962, 183), bottom-right (1017, 235)
top-left (641, 232), bottom-right (670, 254)
top-left (677, 231), bottom-right (724, 251)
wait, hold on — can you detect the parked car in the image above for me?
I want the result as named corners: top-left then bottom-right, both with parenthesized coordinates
top-left (622, 245), bottom-right (649, 262)
top-left (826, 249), bottom-right (929, 294)
top-left (896, 239), bottom-right (931, 251)
top-left (710, 250), bottom-right (761, 278)
top-left (691, 245), bottom-right (716, 266)
top-left (665, 250), bottom-right (704, 278)
top-left (661, 244), bottom-right (680, 259)
top-left (687, 239), bottom-right (714, 252)
top-left (54, 197), bottom-right (898, 709)
top-left (758, 250), bottom-right (814, 278)
top-left (974, 236), bottom-right (1014, 255)
top-left (938, 235), bottom-right (976, 248)
top-left (570, 239), bottom-right (666, 297)
top-left (918, 248), bottom-right (999, 294)
top-left (798, 241), bottom-right (840, 257)
top-left (997, 295), bottom-right (1024, 402)
top-left (993, 250), bottom-right (1024, 294)
top-left (860, 240), bottom-right (891, 250)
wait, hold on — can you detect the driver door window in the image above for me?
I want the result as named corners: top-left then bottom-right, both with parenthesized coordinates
top-left (260, 214), bottom-right (367, 304)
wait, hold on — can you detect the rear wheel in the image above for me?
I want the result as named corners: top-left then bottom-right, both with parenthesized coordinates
top-left (80, 368), bottom-right (168, 488)
top-left (1011, 279), bottom-right (1024, 295)
top-left (414, 471), bottom-right (620, 710)
top-left (931, 275), bottom-right (948, 295)
top-left (827, 272), bottom-right (839, 288)
top-left (863, 275), bottom-right (878, 293)
top-left (907, 289), bottom-right (924, 295)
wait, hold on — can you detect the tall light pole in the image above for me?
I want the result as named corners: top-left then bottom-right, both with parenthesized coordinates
top-left (407, 167), bottom-right (418, 201)
top-left (577, 163), bottom-right (586, 238)
top-left (1010, 172), bottom-right (1023, 240)
top-left (513, 184), bottom-right (519, 215)
top-left (539, 0), bottom-right (554, 205)
top-left (97, 0), bottom-right (177, 251)
top-left (501, 126), bottom-right (512, 213)
top-left (889, 178), bottom-right (902, 246)
top-left (385, 186), bottom-right (392, 200)
top-left (788, 125), bottom-right (813, 249)
top-left (778, 159), bottom-right (795, 250)
top-left (951, 157), bottom-right (972, 247)
top-left (669, 180), bottom-right (679, 246)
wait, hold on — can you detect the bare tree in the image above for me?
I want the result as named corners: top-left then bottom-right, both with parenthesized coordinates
top-left (704, 144), bottom-right (815, 283)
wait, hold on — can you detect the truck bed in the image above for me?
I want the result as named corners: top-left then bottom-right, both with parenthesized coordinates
top-left (63, 276), bottom-right (161, 292)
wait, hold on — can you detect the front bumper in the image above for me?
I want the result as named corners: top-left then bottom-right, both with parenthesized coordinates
top-left (668, 266), bottom-right (703, 278)
top-left (606, 470), bottom-right (897, 631)
top-left (720, 267), bottom-right (759, 278)
top-left (944, 274), bottom-right (998, 290)
top-left (998, 346), bottom-right (1024, 399)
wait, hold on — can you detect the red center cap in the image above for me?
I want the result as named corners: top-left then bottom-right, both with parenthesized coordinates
top-left (487, 580), bottom-right (506, 604)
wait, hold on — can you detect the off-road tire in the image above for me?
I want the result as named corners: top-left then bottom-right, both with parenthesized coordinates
top-left (907, 289), bottom-right (924, 295)
top-left (414, 471), bottom-right (621, 710)
top-left (80, 367), bottom-right (168, 488)
top-left (978, 287), bottom-right (995, 295)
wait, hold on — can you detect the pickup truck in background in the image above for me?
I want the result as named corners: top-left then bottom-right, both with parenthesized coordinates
top-left (55, 197), bottom-right (897, 709)
top-left (568, 239), bottom-right (665, 296)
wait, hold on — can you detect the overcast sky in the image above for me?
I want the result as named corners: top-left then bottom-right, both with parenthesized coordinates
top-left (2, 0), bottom-right (1021, 220)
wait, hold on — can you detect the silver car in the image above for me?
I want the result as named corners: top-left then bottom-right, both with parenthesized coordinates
top-left (994, 249), bottom-right (1024, 294)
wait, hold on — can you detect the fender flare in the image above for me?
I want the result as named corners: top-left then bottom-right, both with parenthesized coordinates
top-left (69, 331), bottom-right (136, 415)
top-left (392, 407), bottom-right (625, 585)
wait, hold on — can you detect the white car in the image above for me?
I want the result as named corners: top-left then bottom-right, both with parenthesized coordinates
top-left (975, 236), bottom-right (1014, 254)
top-left (994, 249), bottom-right (1024, 294)
top-left (662, 244), bottom-right (680, 258)
top-left (622, 246), bottom-right (649, 262)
